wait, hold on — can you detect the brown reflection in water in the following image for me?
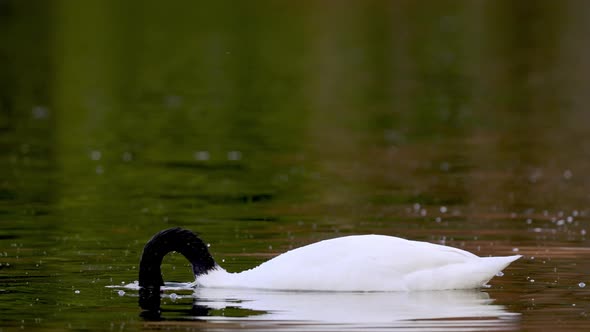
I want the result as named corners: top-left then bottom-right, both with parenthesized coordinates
top-left (275, 0), bottom-right (590, 224)
top-left (470, 1), bottom-right (569, 212)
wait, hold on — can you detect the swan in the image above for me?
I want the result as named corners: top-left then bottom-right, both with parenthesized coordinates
top-left (138, 227), bottom-right (520, 298)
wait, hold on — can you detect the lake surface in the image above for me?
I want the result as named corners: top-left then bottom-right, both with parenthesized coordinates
top-left (1, 1), bottom-right (590, 331)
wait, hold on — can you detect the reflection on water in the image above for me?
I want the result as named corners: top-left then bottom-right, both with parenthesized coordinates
top-left (194, 288), bottom-right (517, 323)
top-left (121, 283), bottom-right (520, 331)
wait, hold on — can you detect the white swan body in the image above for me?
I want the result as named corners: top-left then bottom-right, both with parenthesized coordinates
top-left (197, 235), bottom-right (521, 291)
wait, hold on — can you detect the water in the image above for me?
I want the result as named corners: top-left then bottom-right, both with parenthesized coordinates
top-left (2, 0), bottom-right (590, 331)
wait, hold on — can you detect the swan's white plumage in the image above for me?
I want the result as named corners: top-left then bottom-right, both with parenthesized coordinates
top-left (196, 235), bottom-right (520, 291)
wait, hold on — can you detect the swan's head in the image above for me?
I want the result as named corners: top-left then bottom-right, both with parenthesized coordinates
top-left (138, 227), bottom-right (216, 310)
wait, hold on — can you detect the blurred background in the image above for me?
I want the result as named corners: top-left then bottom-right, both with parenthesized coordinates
top-left (1, 0), bottom-right (590, 330)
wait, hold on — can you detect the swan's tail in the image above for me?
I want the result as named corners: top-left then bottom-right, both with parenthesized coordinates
top-left (407, 255), bottom-right (521, 291)
top-left (474, 255), bottom-right (522, 287)
top-left (482, 255), bottom-right (522, 272)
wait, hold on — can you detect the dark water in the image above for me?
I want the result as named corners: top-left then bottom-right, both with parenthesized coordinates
top-left (2, 1), bottom-right (590, 331)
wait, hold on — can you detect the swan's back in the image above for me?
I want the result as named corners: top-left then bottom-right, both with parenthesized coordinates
top-left (198, 235), bottom-right (520, 291)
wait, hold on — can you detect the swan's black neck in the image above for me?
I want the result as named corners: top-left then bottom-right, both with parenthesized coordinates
top-left (138, 227), bottom-right (216, 310)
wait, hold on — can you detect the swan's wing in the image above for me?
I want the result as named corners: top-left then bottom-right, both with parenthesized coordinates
top-left (235, 235), bottom-right (489, 290)
top-left (198, 235), bottom-right (520, 291)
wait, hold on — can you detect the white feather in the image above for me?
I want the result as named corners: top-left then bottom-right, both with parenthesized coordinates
top-left (197, 235), bottom-right (520, 291)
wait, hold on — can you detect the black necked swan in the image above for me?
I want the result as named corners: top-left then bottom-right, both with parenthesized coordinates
top-left (138, 227), bottom-right (520, 296)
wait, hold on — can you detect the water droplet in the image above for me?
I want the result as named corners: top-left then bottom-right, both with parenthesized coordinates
top-left (512, 248), bottom-right (519, 252)
top-left (122, 152), bottom-right (133, 162)
top-left (74, 290), bottom-right (80, 294)
top-left (435, 217), bottom-right (441, 223)
top-left (526, 219), bottom-right (532, 224)
top-left (440, 206), bottom-right (447, 213)
top-left (32, 106), bottom-right (49, 119)
top-left (528, 169), bottom-right (543, 183)
top-left (496, 271), bottom-right (504, 277)
top-left (567, 216), bottom-right (574, 223)
top-left (194, 151), bottom-right (210, 161)
top-left (530, 279), bottom-right (535, 283)
top-left (581, 229), bottom-right (587, 236)
top-left (227, 151), bottom-right (242, 161)
top-left (413, 203), bottom-right (421, 211)
top-left (206, 243), bottom-right (211, 248)
top-left (169, 293), bottom-right (178, 301)
top-left (90, 150), bottom-right (101, 161)
top-left (118, 290), bottom-right (125, 296)
top-left (563, 169), bottom-right (573, 180)
top-left (165, 95), bottom-right (182, 108)
top-left (579, 282), bottom-right (586, 288)
top-left (420, 209), bottom-right (427, 216)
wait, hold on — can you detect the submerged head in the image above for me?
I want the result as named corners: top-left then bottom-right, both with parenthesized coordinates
top-left (138, 227), bottom-right (216, 310)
